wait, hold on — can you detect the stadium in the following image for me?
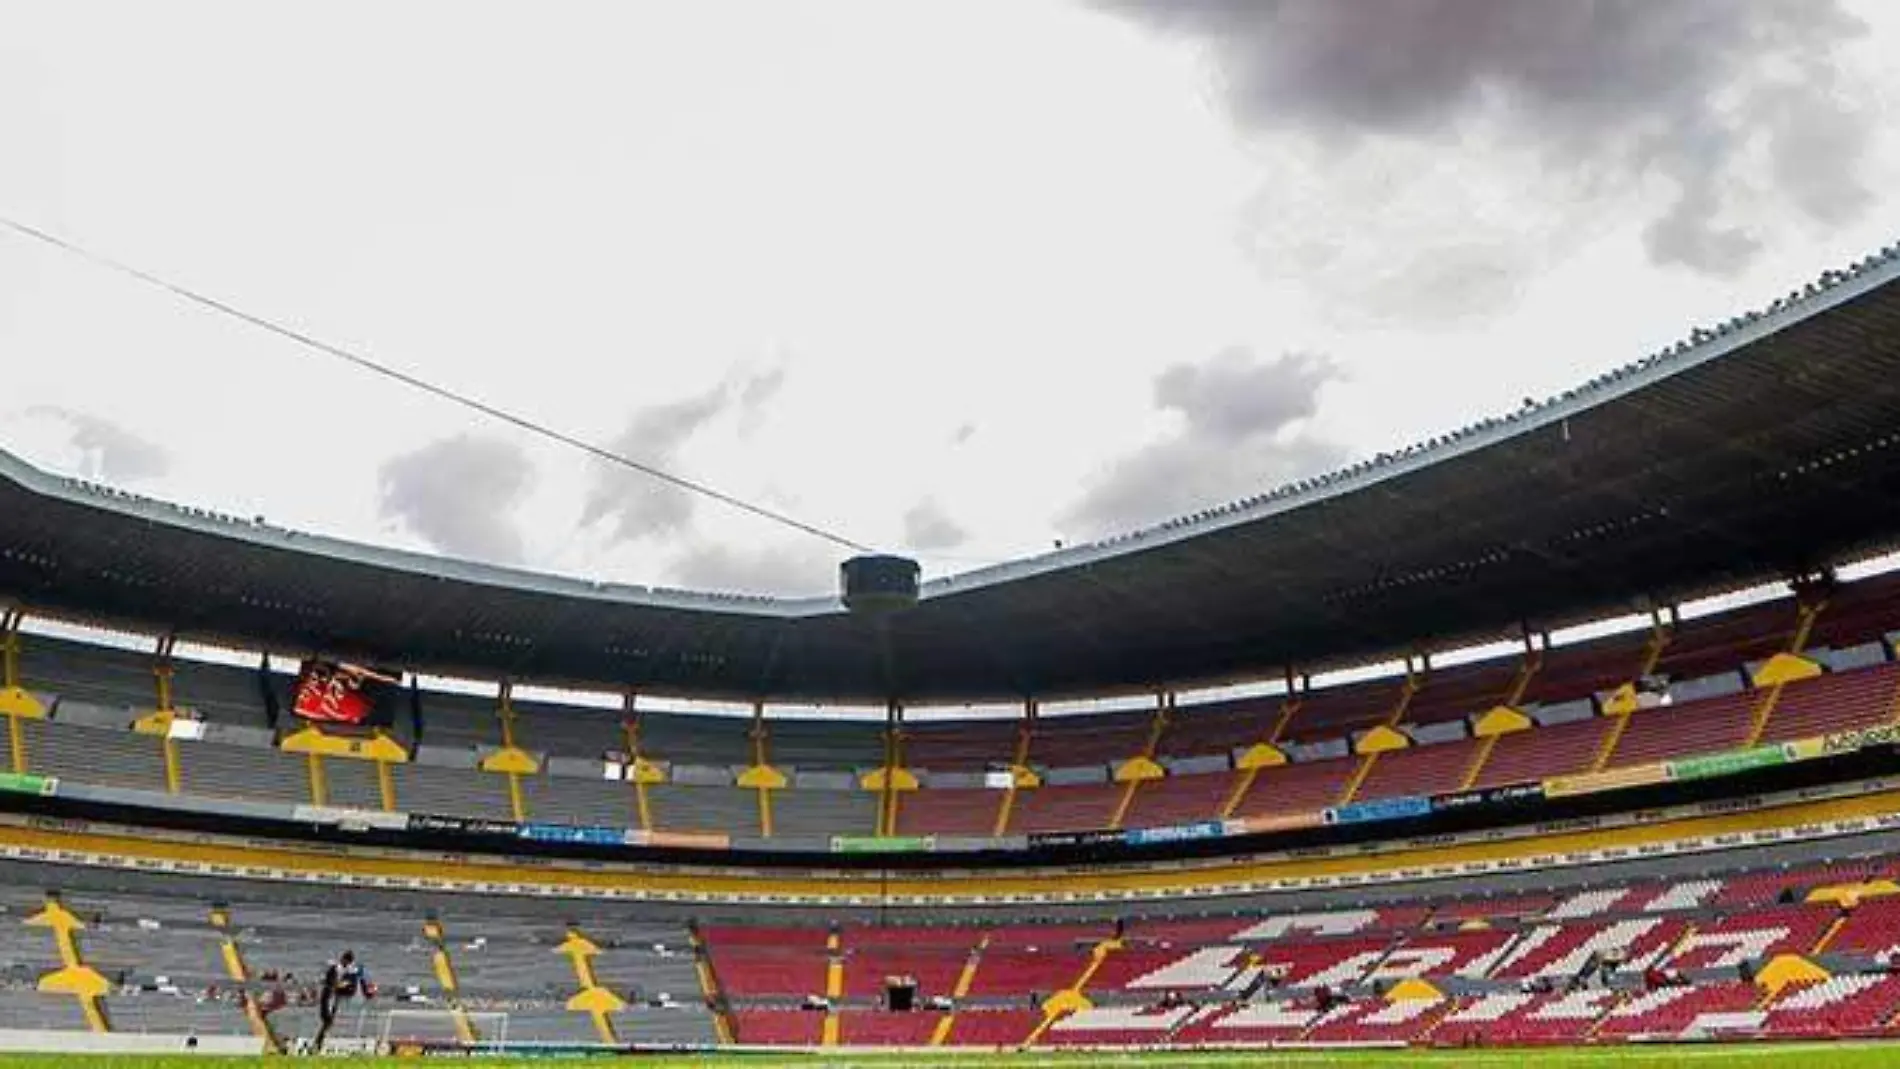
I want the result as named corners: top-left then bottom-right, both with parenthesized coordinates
top-left (11, 4), bottom-right (1900, 1067)
top-left (0, 238), bottom-right (1896, 1068)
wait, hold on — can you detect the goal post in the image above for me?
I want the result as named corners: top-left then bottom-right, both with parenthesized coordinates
top-left (378, 1007), bottom-right (510, 1050)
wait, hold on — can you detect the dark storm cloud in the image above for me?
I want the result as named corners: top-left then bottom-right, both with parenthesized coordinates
top-left (902, 498), bottom-right (970, 552)
top-left (582, 368), bottom-right (789, 543)
top-left (1101, 0), bottom-right (1870, 275)
top-left (1064, 347), bottom-right (1348, 536)
top-left (668, 543), bottom-right (836, 598)
top-left (28, 406), bottom-right (169, 483)
top-left (582, 385), bottom-right (727, 542)
top-left (378, 434), bottom-right (534, 564)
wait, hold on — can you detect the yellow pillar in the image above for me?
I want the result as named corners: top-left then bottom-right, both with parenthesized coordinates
top-left (149, 647), bottom-right (182, 795)
top-left (1224, 697), bottom-right (1299, 819)
top-left (1383, 660), bottom-right (1422, 727)
top-left (686, 924), bottom-right (735, 1045)
top-left (1505, 643), bottom-right (1542, 708)
top-left (557, 926), bottom-right (623, 1045)
top-left (931, 935), bottom-right (988, 1046)
top-left (993, 700), bottom-right (1036, 837)
top-left (621, 701), bottom-right (656, 832)
top-left (424, 918), bottom-right (480, 1043)
top-left (305, 752), bottom-right (328, 806)
top-left (0, 613), bottom-right (43, 773)
top-left (1110, 694), bottom-right (1171, 831)
top-left (27, 894), bottom-right (111, 1033)
top-left (211, 906), bottom-right (283, 1053)
top-left (821, 930), bottom-right (843, 1045)
top-left (1023, 937), bottom-right (1120, 1048)
top-left (1745, 601), bottom-right (1827, 746)
top-left (742, 701), bottom-right (780, 838)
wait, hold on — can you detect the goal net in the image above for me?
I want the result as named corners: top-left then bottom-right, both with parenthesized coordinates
top-left (378, 1007), bottom-right (510, 1050)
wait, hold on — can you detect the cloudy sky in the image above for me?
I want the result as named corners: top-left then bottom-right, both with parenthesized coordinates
top-left (4, 0), bottom-right (1899, 600)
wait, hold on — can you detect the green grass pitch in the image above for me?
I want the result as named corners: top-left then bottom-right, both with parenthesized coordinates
top-left (0, 1046), bottom-right (1898, 1068)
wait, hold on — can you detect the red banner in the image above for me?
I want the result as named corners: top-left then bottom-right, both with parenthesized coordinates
top-left (292, 661), bottom-right (398, 725)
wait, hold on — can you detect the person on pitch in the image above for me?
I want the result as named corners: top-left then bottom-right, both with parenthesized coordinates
top-left (313, 949), bottom-right (374, 1052)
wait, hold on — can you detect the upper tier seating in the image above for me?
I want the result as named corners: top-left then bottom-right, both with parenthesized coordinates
top-left (903, 718), bottom-right (1020, 771)
top-left (1759, 663), bottom-right (1900, 744)
top-left (1157, 698), bottom-right (1275, 758)
top-left (1403, 661), bottom-right (1519, 726)
top-left (1229, 756), bottom-right (1356, 816)
top-left (1470, 716), bottom-right (1612, 788)
top-left (1603, 692), bottom-right (1757, 768)
top-left (1006, 783), bottom-right (1121, 836)
top-left (1027, 710), bottom-right (1154, 767)
top-left (1352, 738), bottom-right (1479, 801)
top-left (1122, 770), bottom-right (1237, 828)
top-left (10, 564), bottom-right (1900, 843)
top-left (893, 788), bottom-right (1002, 837)
top-left (1278, 680), bottom-right (1402, 743)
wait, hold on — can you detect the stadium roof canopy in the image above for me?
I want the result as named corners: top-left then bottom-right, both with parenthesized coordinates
top-left (5, 250), bottom-right (1900, 703)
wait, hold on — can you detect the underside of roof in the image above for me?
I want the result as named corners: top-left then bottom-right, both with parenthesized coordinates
top-left (3, 255), bottom-right (1900, 702)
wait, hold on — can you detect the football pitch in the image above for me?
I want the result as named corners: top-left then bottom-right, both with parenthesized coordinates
top-left (1, 1045), bottom-right (1898, 1068)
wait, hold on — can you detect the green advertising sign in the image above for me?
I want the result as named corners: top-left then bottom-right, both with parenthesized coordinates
top-left (1668, 745), bottom-right (1788, 783)
top-left (830, 835), bottom-right (934, 854)
top-left (0, 772), bottom-right (54, 796)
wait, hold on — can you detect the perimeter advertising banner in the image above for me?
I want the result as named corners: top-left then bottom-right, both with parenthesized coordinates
top-left (830, 835), bottom-right (936, 853)
top-left (1818, 724), bottom-right (1900, 757)
top-left (1430, 782), bottom-right (1544, 813)
top-left (1027, 829), bottom-right (1125, 849)
top-left (1543, 763), bottom-right (1670, 799)
top-left (0, 772), bottom-right (54, 796)
top-left (1230, 810), bottom-right (1326, 835)
top-left (628, 829), bottom-right (732, 850)
top-left (406, 813), bottom-right (520, 837)
top-left (519, 823), bottom-right (625, 847)
top-left (1667, 744), bottom-right (1792, 783)
top-left (1123, 821), bottom-right (1228, 847)
top-left (292, 661), bottom-right (402, 726)
top-left (1327, 796), bottom-right (1432, 825)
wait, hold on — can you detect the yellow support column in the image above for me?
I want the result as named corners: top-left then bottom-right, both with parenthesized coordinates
top-left (376, 760), bottom-right (398, 812)
top-left (1458, 644), bottom-right (1540, 791)
top-left (1745, 601), bottom-right (1827, 746)
top-left (1224, 697), bottom-right (1299, 819)
top-left (556, 925), bottom-right (623, 1045)
top-left (1383, 660), bottom-right (1423, 727)
top-left (0, 612), bottom-right (48, 773)
top-left (423, 917), bottom-right (480, 1044)
top-left (737, 701), bottom-right (785, 837)
top-left (306, 752), bottom-right (328, 806)
top-left (930, 935), bottom-right (988, 1045)
top-left (1505, 644), bottom-right (1542, 709)
top-left (1460, 706), bottom-right (1533, 791)
top-left (1339, 663), bottom-right (1419, 806)
top-left (279, 722), bottom-right (409, 807)
top-left (133, 642), bottom-right (184, 794)
top-left (1022, 936), bottom-right (1121, 1048)
top-left (686, 923), bottom-right (735, 1045)
top-left (622, 698), bottom-right (657, 832)
top-left (821, 930), bottom-right (843, 1046)
top-left (1340, 724), bottom-right (1410, 805)
top-left (1594, 616), bottom-right (1673, 772)
top-left (478, 682), bottom-right (539, 823)
top-left (27, 894), bottom-right (110, 1033)
top-left (1591, 706), bottom-right (1634, 774)
top-left (210, 905), bottom-right (283, 1053)
top-left (992, 701), bottom-right (1036, 837)
top-left (1110, 694), bottom-right (1171, 831)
